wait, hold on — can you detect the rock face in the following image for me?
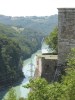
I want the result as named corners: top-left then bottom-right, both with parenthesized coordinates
top-left (58, 8), bottom-right (75, 65)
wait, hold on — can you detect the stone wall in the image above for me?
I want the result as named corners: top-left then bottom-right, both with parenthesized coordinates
top-left (41, 58), bottom-right (57, 82)
top-left (58, 8), bottom-right (75, 65)
top-left (34, 55), bottom-right (57, 82)
top-left (34, 56), bottom-right (42, 77)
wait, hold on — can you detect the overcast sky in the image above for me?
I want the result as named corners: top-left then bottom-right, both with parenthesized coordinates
top-left (0, 0), bottom-right (75, 16)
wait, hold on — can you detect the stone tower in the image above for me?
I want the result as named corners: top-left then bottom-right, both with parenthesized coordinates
top-left (58, 8), bottom-right (75, 65)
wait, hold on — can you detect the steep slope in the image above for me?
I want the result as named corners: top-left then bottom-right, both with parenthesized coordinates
top-left (0, 35), bottom-right (24, 86)
top-left (0, 23), bottom-right (44, 59)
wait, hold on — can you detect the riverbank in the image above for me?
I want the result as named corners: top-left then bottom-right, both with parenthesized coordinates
top-left (1, 50), bottom-right (41, 100)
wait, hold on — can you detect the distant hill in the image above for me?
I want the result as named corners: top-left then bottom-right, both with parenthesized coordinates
top-left (0, 15), bottom-right (58, 34)
top-left (0, 14), bottom-right (58, 58)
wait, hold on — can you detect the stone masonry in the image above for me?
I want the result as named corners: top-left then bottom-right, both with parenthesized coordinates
top-left (58, 8), bottom-right (75, 65)
top-left (34, 54), bottom-right (57, 82)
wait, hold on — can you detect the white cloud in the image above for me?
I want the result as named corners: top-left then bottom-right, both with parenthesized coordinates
top-left (0, 0), bottom-right (75, 16)
top-left (56, 0), bottom-right (75, 8)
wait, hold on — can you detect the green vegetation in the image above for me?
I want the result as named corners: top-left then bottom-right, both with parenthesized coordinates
top-left (45, 27), bottom-right (58, 53)
top-left (0, 15), bottom-right (58, 58)
top-left (6, 64), bottom-right (75, 100)
top-left (0, 15), bottom-right (58, 34)
top-left (4, 88), bottom-right (17, 100)
top-left (0, 15), bottom-right (58, 100)
top-left (0, 35), bottom-right (24, 85)
top-left (0, 23), bottom-right (44, 59)
top-left (19, 97), bottom-right (26, 100)
top-left (0, 22), bottom-right (44, 96)
top-left (16, 28), bottom-right (44, 59)
top-left (24, 48), bottom-right (75, 100)
top-left (0, 23), bottom-right (18, 37)
top-left (1, 15), bottom-right (75, 100)
top-left (0, 22), bottom-right (44, 86)
top-left (5, 87), bottom-right (26, 100)
top-left (24, 78), bottom-right (48, 100)
top-left (67, 48), bottom-right (75, 69)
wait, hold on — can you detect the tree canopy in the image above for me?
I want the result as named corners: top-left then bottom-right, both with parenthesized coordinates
top-left (45, 27), bottom-right (58, 53)
top-left (0, 35), bottom-right (24, 85)
top-left (0, 23), bottom-right (44, 59)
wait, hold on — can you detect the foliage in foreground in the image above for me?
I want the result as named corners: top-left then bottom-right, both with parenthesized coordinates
top-left (4, 87), bottom-right (26, 100)
top-left (4, 88), bottom-right (16, 100)
top-left (6, 48), bottom-right (75, 100)
top-left (25, 48), bottom-right (75, 100)
top-left (25, 68), bottom-right (75, 100)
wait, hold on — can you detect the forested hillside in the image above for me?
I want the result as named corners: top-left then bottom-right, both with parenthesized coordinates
top-left (0, 23), bottom-right (44, 86)
top-left (0, 15), bottom-right (58, 59)
top-left (0, 23), bottom-right (44, 59)
top-left (0, 14), bottom-right (58, 34)
top-left (0, 15), bottom-right (58, 87)
top-left (0, 35), bottom-right (24, 86)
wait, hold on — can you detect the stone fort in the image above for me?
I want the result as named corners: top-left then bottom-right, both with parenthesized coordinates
top-left (35, 8), bottom-right (75, 82)
top-left (58, 8), bottom-right (75, 65)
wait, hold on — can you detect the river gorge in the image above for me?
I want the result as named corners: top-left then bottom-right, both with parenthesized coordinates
top-left (0, 42), bottom-right (51, 100)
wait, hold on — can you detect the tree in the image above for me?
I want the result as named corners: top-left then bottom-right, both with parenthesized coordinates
top-left (24, 78), bottom-right (48, 100)
top-left (61, 48), bottom-right (75, 100)
top-left (5, 87), bottom-right (17, 100)
top-left (24, 78), bottom-right (65, 100)
top-left (45, 27), bottom-right (58, 53)
top-left (0, 35), bottom-right (24, 85)
top-left (24, 47), bottom-right (75, 100)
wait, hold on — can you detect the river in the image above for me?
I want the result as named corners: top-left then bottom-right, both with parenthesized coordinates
top-left (19, 50), bottom-right (41, 98)
top-left (1, 42), bottom-right (51, 100)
